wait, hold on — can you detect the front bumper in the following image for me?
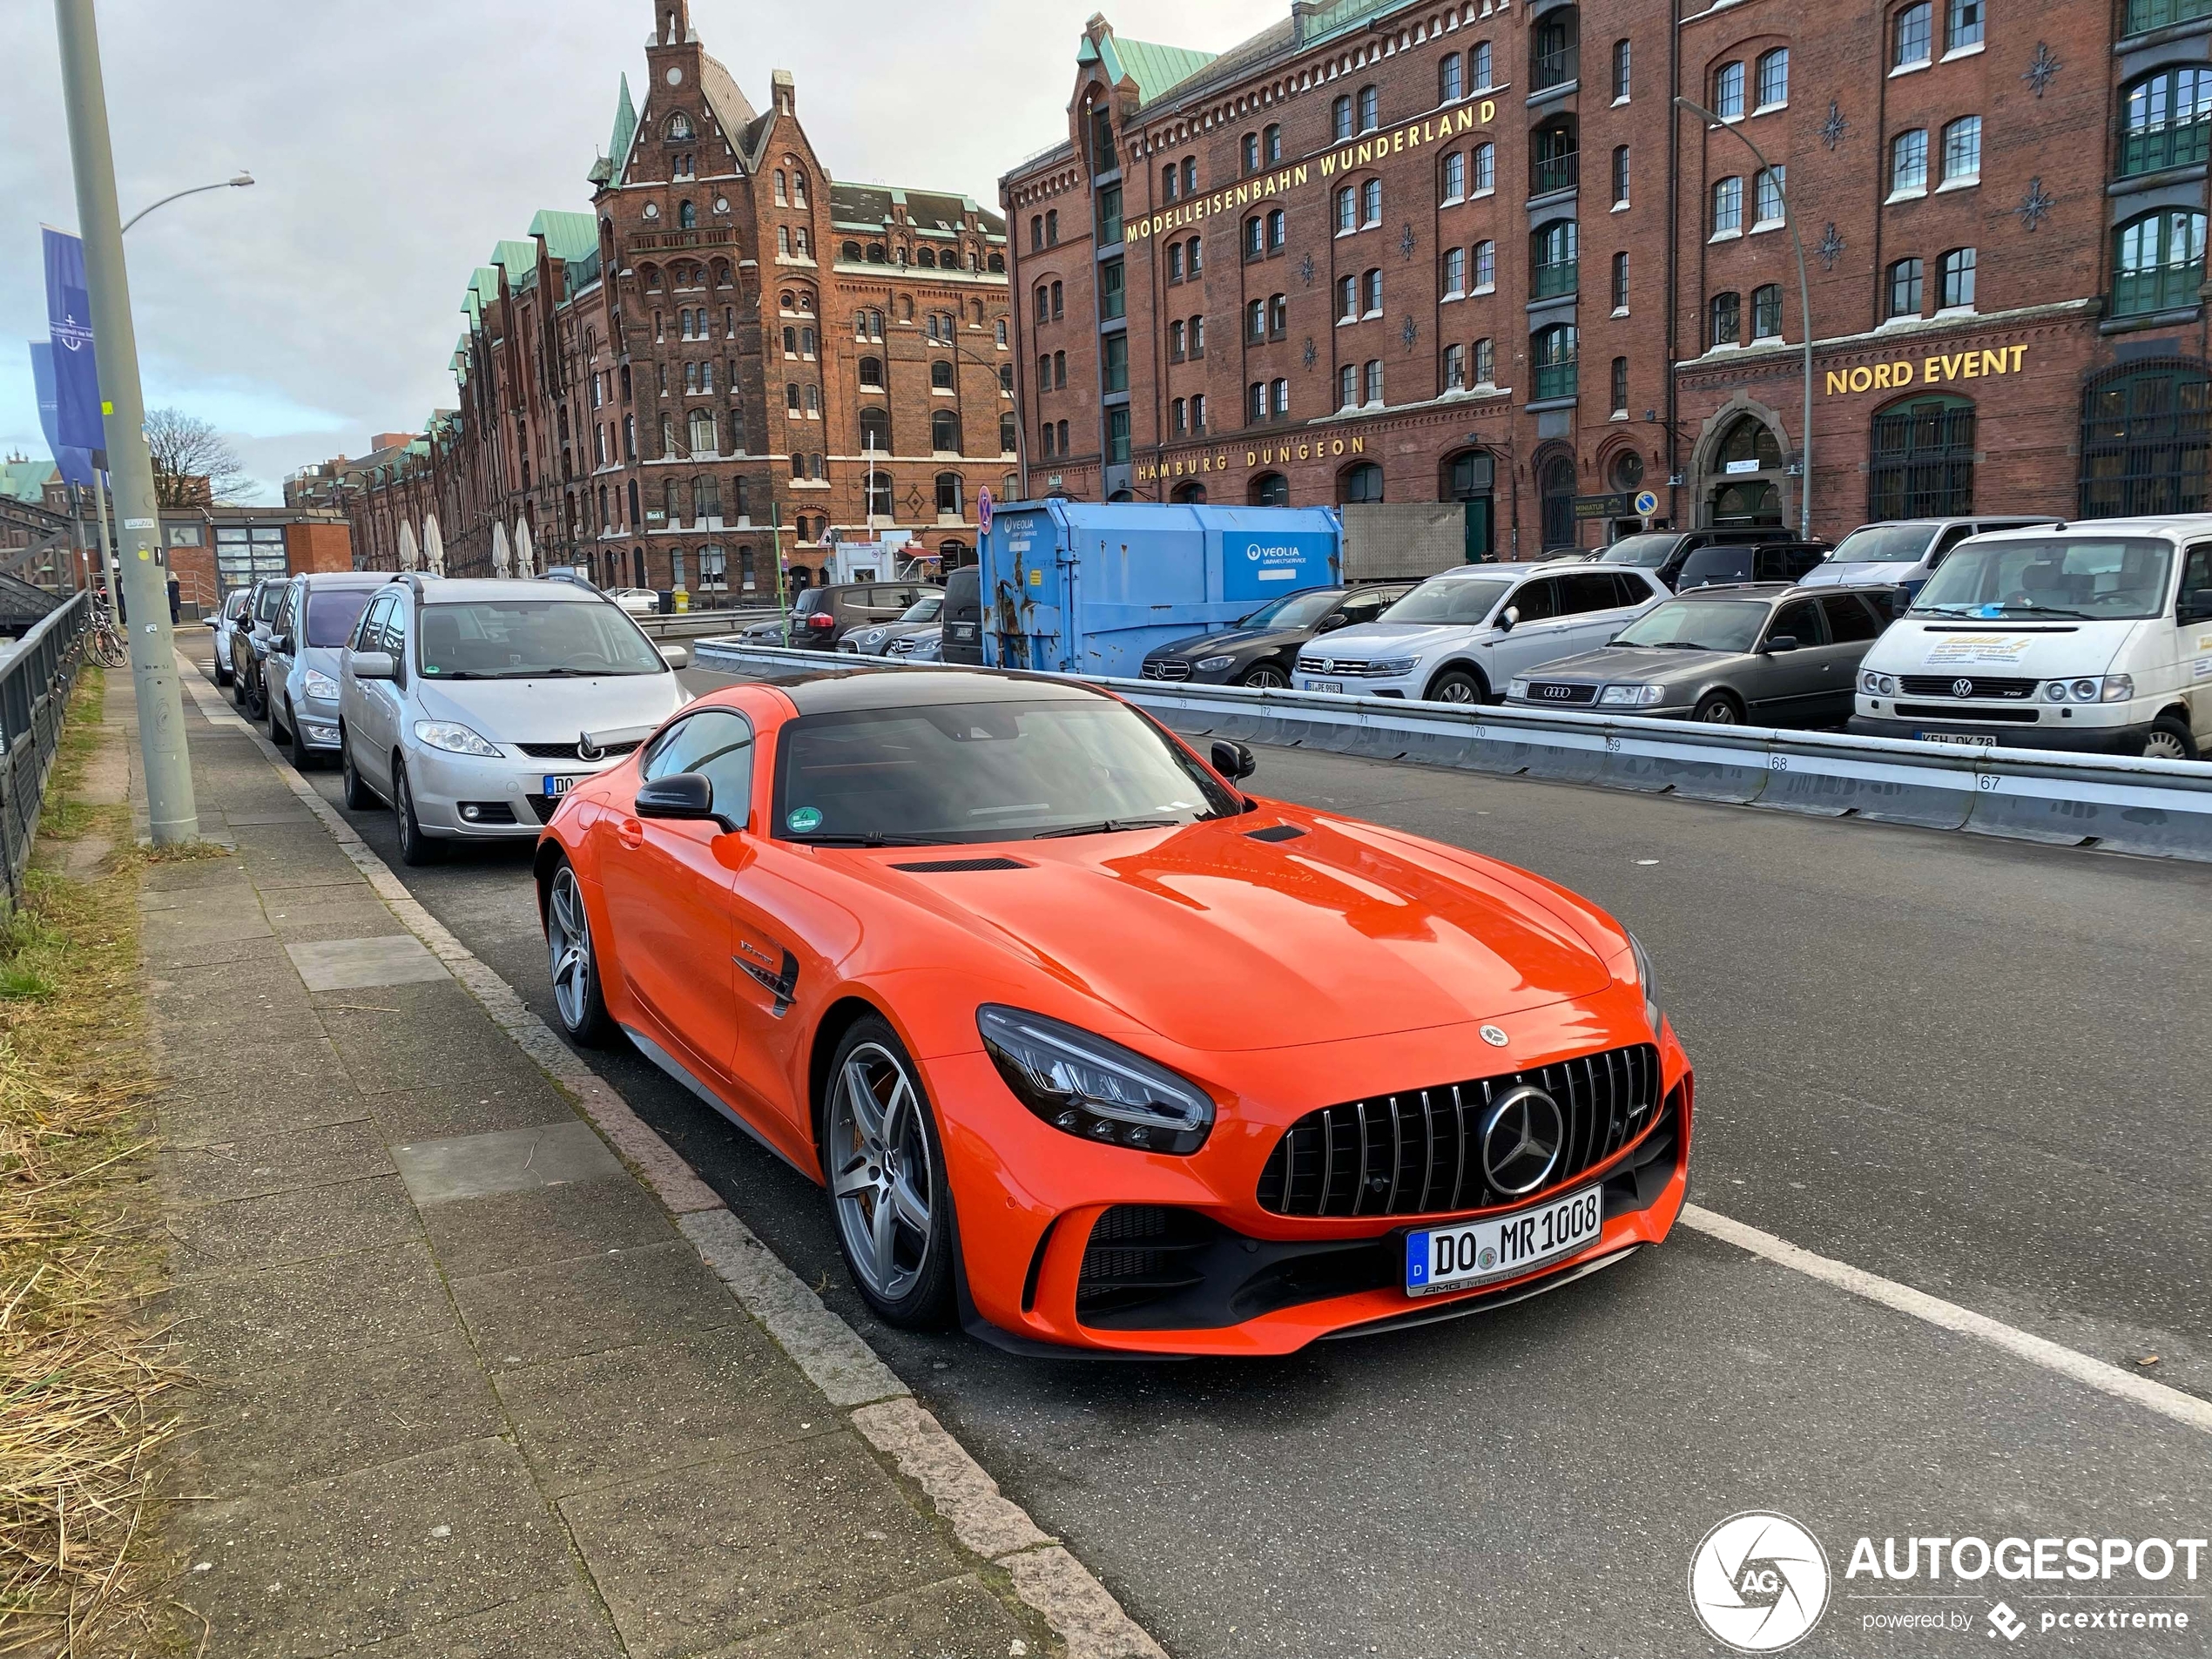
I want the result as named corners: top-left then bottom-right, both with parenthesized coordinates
top-left (1504, 695), bottom-right (1696, 720)
top-left (1851, 705), bottom-right (2156, 754)
top-left (934, 1003), bottom-right (1694, 1357)
top-left (295, 695), bottom-right (343, 753)
top-left (407, 745), bottom-right (626, 839)
top-left (1141, 658), bottom-right (1243, 685)
top-left (1295, 670), bottom-right (1420, 698)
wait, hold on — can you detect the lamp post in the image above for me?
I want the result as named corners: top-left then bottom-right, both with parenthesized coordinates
top-left (122, 171), bottom-right (254, 236)
top-left (1674, 98), bottom-right (1813, 540)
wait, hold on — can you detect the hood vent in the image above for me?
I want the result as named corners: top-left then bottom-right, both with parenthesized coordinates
top-left (1244, 824), bottom-right (1307, 843)
top-left (891, 856), bottom-right (1030, 873)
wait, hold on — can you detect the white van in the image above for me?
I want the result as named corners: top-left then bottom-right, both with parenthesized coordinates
top-left (1850, 516), bottom-right (2212, 759)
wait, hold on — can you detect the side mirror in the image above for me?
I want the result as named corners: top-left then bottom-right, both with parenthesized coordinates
top-left (659, 644), bottom-right (691, 669)
top-left (272, 634), bottom-right (294, 656)
top-left (1496, 606), bottom-right (1519, 632)
top-left (1211, 738), bottom-right (1258, 781)
top-left (635, 771), bottom-right (738, 833)
top-left (206, 616), bottom-right (219, 629)
top-left (351, 651), bottom-right (396, 682)
top-left (1317, 612), bottom-right (1349, 632)
top-left (1762, 634), bottom-right (1800, 653)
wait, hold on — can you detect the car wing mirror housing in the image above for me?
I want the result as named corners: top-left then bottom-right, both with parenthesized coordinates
top-left (351, 651), bottom-right (396, 681)
top-left (1316, 613), bottom-right (1348, 632)
top-left (635, 771), bottom-right (739, 833)
top-left (659, 644), bottom-right (690, 669)
top-left (1211, 738), bottom-right (1258, 781)
top-left (1762, 634), bottom-right (1799, 653)
top-left (1496, 606), bottom-right (1519, 632)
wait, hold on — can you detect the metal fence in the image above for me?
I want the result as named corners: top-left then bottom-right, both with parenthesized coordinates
top-left (0, 593), bottom-right (92, 907)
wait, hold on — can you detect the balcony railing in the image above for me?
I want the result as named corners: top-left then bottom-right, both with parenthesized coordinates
top-left (1532, 46), bottom-right (1578, 91)
top-left (1532, 152), bottom-right (1580, 196)
top-left (2122, 0), bottom-right (2212, 34)
top-left (2111, 258), bottom-right (2207, 315)
top-left (1532, 258), bottom-right (1579, 299)
top-left (1534, 361), bottom-right (1579, 400)
top-left (2120, 117), bottom-right (2212, 178)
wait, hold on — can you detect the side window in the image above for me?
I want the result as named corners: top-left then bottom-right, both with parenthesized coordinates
top-left (1565, 572), bottom-right (1626, 613)
top-left (1819, 594), bottom-right (1883, 644)
top-left (355, 593), bottom-right (391, 651)
top-left (1611, 571), bottom-right (1654, 607)
top-left (1512, 577), bottom-right (1560, 621)
top-left (1336, 590), bottom-right (1391, 625)
top-left (1927, 526), bottom-right (1976, 570)
top-left (1767, 599), bottom-right (1825, 645)
top-left (2179, 544), bottom-right (2212, 613)
top-left (641, 709), bottom-right (757, 824)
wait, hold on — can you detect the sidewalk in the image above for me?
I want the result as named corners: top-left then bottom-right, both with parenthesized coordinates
top-left (136, 654), bottom-right (1138, 1658)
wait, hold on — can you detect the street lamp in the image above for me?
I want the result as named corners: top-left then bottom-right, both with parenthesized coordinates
top-left (1673, 98), bottom-right (1813, 540)
top-left (121, 170), bottom-right (253, 235)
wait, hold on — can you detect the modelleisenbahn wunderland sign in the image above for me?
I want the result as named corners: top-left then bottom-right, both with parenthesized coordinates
top-left (1120, 102), bottom-right (1498, 246)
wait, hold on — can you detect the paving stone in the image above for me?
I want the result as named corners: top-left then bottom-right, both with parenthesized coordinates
top-left (145, 933), bottom-right (284, 971)
top-left (559, 1433), bottom-right (965, 1659)
top-left (158, 1083), bottom-right (376, 1147)
top-left (393, 1120), bottom-right (624, 1207)
top-left (287, 934), bottom-right (450, 992)
top-left (704, 1574), bottom-right (1031, 1659)
top-left (418, 1168), bottom-right (671, 1278)
top-left (449, 1239), bottom-right (742, 1368)
top-left (142, 907), bottom-right (273, 951)
top-left (159, 1119), bottom-right (395, 1203)
top-left (330, 1586), bottom-right (623, 1659)
top-left (368, 1075), bottom-right (583, 1143)
top-left (266, 897), bottom-right (412, 943)
top-left (170, 1173), bottom-right (424, 1278)
top-left (226, 807), bottom-right (318, 825)
top-left (496, 1323), bottom-right (828, 1499)
top-left (178, 1437), bottom-right (571, 1656)
top-left (324, 991), bottom-right (552, 1096)
top-left (171, 1243), bottom-right (457, 1379)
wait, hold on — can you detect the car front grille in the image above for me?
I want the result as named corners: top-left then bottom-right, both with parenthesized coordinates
top-left (1894, 704), bottom-right (2040, 723)
top-left (1898, 676), bottom-right (2036, 699)
top-left (1075, 1205), bottom-right (1219, 1318)
top-left (886, 637), bottom-right (920, 657)
top-left (1298, 658), bottom-right (1395, 678)
top-left (1523, 681), bottom-right (1601, 705)
top-left (1256, 1043), bottom-right (1662, 1219)
top-left (517, 740), bottom-right (643, 761)
top-left (1141, 660), bottom-right (1192, 680)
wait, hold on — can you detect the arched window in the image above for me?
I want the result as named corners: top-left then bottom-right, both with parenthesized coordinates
top-left (1540, 455), bottom-right (1577, 549)
top-left (1714, 61), bottom-right (1745, 120)
top-left (859, 356), bottom-right (884, 389)
top-left (1171, 482), bottom-right (1209, 504)
top-left (1532, 323), bottom-right (1578, 399)
top-left (842, 240), bottom-right (861, 261)
top-left (859, 407), bottom-right (891, 455)
top-left (1533, 219), bottom-right (1577, 295)
top-left (1340, 462), bottom-right (1385, 504)
top-left (1332, 94), bottom-right (1354, 141)
top-left (1752, 283), bottom-right (1784, 339)
top-left (791, 170), bottom-right (808, 207)
top-left (2114, 208), bottom-right (2209, 316)
top-left (1534, 117), bottom-right (1578, 196)
top-left (931, 360), bottom-right (954, 390)
top-left (1534, 9), bottom-right (1577, 91)
top-left (931, 410), bottom-right (961, 453)
top-left (1250, 471), bottom-right (1290, 507)
top-left (679, 200), bottom-right (698, 230)
top-left (690, 409), bottom-right (718, 455)
top-left (935, 471), bottom-right (963, 516)
top-left (2080, 357), bottom-right (2212, 518)
top-left (918, 247), bottom-right (937, 268)
top-left (2119, 67), bottom-right (2212, 178)
top-left (1243, 132), bottom-right (1262, 174)
top-left (1715, 413), bottom-right (1784, 472)
top-left (988, 252), bottom-right (1005, 273)
top-left (1709, 291), bottom-right (1742, 347)
top-left (1756, 48), bottom-right (1789, 110)
top-left (1445, 449), bottom-right (1496, 557)
top-left (1440, 51), bottom-right (1464, 103)
top-left (1358, 84), bottom-right (1380, 131)
top-left (1870, 394), bottom-right (1975, 519)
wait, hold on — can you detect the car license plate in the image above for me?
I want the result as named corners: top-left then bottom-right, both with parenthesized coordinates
top-left (1405, 1184), bottom-right (1603, 1296)
top-left (1915, 730), bottom-right (1996, 748)
top-left (542, 775), bottom-right (580, 797)
top-left (948, 624), bottom-right (977, 640)
top-left (1308, 678), bottom-right (1344, 694)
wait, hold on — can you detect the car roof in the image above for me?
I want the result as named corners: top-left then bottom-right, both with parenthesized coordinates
top-left (776, 668), bottom-right (1101, 715)
top-left (291, 570), bottom-right (388, 589)
top-left (415, 577), bottom-right (606, 604)
top-left (1433, 562), bottom-right (1550, 579)
top-left (1966, 515), bottom-right (2209, 543)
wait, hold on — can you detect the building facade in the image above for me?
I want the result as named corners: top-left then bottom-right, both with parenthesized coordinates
top-left (350, 0), bottom-right (1014, 597)
top-left (1001, 0), bottom-right (2211, 550)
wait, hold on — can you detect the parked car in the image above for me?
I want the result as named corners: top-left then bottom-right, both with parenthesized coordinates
top-left (1672, 540), bottom-right (1833, 591)
top-left (541, 565), bottom-right (600, 592)
top-left (1140, 583), bottom-right (1414, 688)
top-left (266, 571), bottom-right (388, 767)
top-left (533, 669), bottom-right (1690, 1353)
top-left (887, 626), bottom-right (943, 662)
top-left (1851, 516), bottom-right (2212, 759)
top-left (940, 566), bottom-right (983, 666)
top-left (1295, 564), bottom-right (1666, 704)
top-left (338, 576), bottom-right (693, 863)
top-left (1594, 527), bottom-right (1797, 591)
top-left (786, 580), bottom-right (941, 651)
top-left (609, 586), bottom-right (663, 617)
top-left (207, 588), bottom-right (250, 687)
top-left (1797, 516), bottom-right (2062, 599)
top-left (1506, 583), bottom-right (1895, 727)
top-left (839, 592), bottom-right (946, 657)
top-left (232, 577), bottom-right (292, 718)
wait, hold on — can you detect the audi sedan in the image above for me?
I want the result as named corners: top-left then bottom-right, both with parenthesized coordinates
top-left (533, 670), bottom-right (1692, 1355)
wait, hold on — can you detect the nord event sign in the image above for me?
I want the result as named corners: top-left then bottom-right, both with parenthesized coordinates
top-left (1122, 104), bottom-right (1497, 246)
top-left (1824, 343), bottom-right (2029, 396)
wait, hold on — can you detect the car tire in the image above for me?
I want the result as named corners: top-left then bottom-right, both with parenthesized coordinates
top-left (1425, 667), bottom-right (1487, 705)
top-left (286, 700), bottom-right (315, 771)
top-left (1693, 691), bottom-right (1743, 725)
top-left (214, 659), bottom-right (233, 687)
top-left (341, 730), bottom-right (377, 810)
top-left (821, 1015), bottom-right (956, 1330)
top-left (1238, 661), bottom-right (1290, 690)
top-left (543, 860), bottom-right (615, 1046)
top-left (392, 758), bottom-right (441, 867)
top-left (2142, 714), bottom-right (2199, 761)
top-left (267, 688), bottom-right (287, 742)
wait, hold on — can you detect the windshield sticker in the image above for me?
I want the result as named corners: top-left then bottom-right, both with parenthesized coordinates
top-left (1925, 635), bottom-right (2034, 665)
top-left (786, 806), bottom-right (824, 833)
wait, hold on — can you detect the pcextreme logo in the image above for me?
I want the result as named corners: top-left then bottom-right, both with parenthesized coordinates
top-left (1689, 1512), bottom-right (1832, 1652)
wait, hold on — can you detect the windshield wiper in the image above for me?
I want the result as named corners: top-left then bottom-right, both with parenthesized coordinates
top-left (1032, 817), bottom-right (1189, 840)
top-left (1990, 603), bottom-right (2092, 619)
top-left (784, 831), bottom-right (961, 847)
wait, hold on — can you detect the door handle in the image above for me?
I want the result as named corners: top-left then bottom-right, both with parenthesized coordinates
top-left (617, 817), bottom-right (644, 850)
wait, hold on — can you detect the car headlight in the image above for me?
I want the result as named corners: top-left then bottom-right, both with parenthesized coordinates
top-left (302, 670), bottom-right (339, 700)
top-left (2041, 674), bottom-right (2134, 703)
top-left (1367, 658), bottom-right (1418, 675)
top-left (976, 1004), bottom-right (1214, 1155)
top-left (1507, 678), bottom-right (1531, 699)
top-left (412, 720), bottom-right (502, 759)
top-left (1196, 654), bottom-right (1236, 672)
top-left (1861, 671), bottom-right (1898, 697)
top-left (1629, 933), bottom-right (1664, 1038)
top-left (1599, 684), bottom-right (1665, 706)
top-left (2101, 673), bottom-right (2134, 702)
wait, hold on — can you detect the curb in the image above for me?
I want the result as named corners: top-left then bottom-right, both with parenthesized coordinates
top-left (175, 664), bottom-right (1170, 1659)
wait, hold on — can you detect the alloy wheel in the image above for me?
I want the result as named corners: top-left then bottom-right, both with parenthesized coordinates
top-left (1433, 679), bottom-right (1478, 705)
top-left (1698, 700), bottom-right (1739, 725)
top-left (1243, 663), bottom-right (1289, 690)
top-left (826, 1043), bottom-right (935, 1303)
top-left (547, 867), bottom-right (594, 1033)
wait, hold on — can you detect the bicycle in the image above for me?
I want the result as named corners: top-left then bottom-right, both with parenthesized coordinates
top-left (87, 598), bottom-right (129, 668)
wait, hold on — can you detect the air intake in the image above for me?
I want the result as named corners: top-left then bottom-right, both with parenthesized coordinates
top-left (1244, 824), bottom-right (1307, 843)
top-left (890, 856), bottom-right (1030, 873)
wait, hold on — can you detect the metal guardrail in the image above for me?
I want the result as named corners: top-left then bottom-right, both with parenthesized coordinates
top-left (635, 606), bottom-right (779, 642)
top-left (0, 593), bottom-right (93, 906)
top-left (691, 637), bottom-right (2212, 863)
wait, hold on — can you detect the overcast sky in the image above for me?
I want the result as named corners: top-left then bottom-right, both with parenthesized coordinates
top-left (1, 0), bottom-right (1285, 502)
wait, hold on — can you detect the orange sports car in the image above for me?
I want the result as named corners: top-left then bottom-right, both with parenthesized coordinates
top-left (534, 671), bottom-right (1692, 1356)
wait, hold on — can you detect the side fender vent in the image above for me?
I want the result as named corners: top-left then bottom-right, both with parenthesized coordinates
top-left (891, 856), bottom-right (1031, 873)
top-left (1244, 824), bottom-right (1307, 843)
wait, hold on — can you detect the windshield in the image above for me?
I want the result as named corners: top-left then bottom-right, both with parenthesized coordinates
top-left (1912, 537), bottom-right (2175, 621)
top-left (772, 698), bottom-right (1240, 844)
top-left (1596, 535), bottom-right (1682, 569)
top-left (306, 589), bottom-right (375, 650)
top-left (416, 599), bottom-right (668, 679)
top-left (1614, 597), bottom-right (1770, 652)
top-left (1238, 588), bottom-right (1342, 629)
top-left (1383, 578), bottom-right (1513, 625)
top-left (1830, 524), bottom-right (1937, 564)
top-left (899, 595), bottom-right (944, 623)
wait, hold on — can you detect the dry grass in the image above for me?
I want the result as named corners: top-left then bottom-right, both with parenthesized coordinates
top-left (0, 668), bottom-right (187, 1657)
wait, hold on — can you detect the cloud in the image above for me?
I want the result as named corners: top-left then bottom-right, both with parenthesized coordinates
top-left (2, 0), bottom-right (1286, 504)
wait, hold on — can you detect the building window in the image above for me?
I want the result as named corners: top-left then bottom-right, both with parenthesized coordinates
top-left (1473, 239), bottom-right (1495, 292)
top-left (1947, 0), bottom-right (1983, 51)
top-left (1035, 286), bottom-right (1049, 325)
top-left (1533, 219), bottom-right (1578, 298)
top-left (2114, 209), bottom-right (2209, 315)
top-left (1889, 257), bottom-right (1925, 318)
top-left (1891, 129), bottom-right (1928, 197)
top-left (865, 469), bottom-right (893, 516)
top-left (930, 359), bottom-right (954, 390)
top-left (1444, 246), bottom-right (1467, 297)
top-left (1939, 246), bottom-right (1978, 308)
top-left (1189, 316), bottom-right (1204, 356)
top-left (1442, 151), bottom-right (1467, 203)
top-left (1361, 178), bottom-right (1382, 225)
top-left (1711, 176), bottom-right (1743, 236)
top-left (1612, 38), bottom-right (1631, 100)
top-left (1710, 291), bottom-right (1743, 347)
top-left (1244, 131), bottom-right (1262, 175)
top-left (1051, 280), bottom-right (1062, 319)
top-left (1171, 396), bottom-right (1187, 435)
top-left (1534, 10), bottom-right (1576, 91)
top-left (1752, 283), bottom-right (1784, 339)
top-left (1444, 341), bottom-right (1467, 390)
top-left (1441, 52), bottom-right (1464, 103)
top-left (1055, 351), bottom-right (1067, 387)
top-left (1046, 210), bottom-right (1059, 244)
top-left (1190, 395), bottom-right (1206, 433)
top-left (1168, 241), bottom-right (1185, 282)
top-left (1251, 471), bottom-right (1290, 507)
top-left (1473, 141), bottom-right (1495, 194)
top-left (1183, 158), bottom-right (1197, 195)
top-left (1534, 120), bottom-right (1579, 194)
top-left (1871, 394), bottom-right (1975, 516)
top-left (860, 407), bottom-right (891, 454)
top-left (1271, 378), bottom-right (1289, 416)
top-left (1756, 48), bottom-right (1789, 111)
top-left (1338, 363), bottom-right (1359, 408)
top-left (1335, 186), bottom-right (1358, 235)
top-left (1029, 214), bottom-right (1043, 252)
top-left (1533, 323), bottom-right (1578, 399)
top-left (1269, 293), bottom-right (1288, 336)
top-left (1474, 336), bottom-right (1495, 383)
top-left (1100, 259), bottom-right (1125, 320)
top-left (1170, 320), bottom-right (1186, 360)
top-left (1103, 333), bottom-right (1128, 394)
top-left (1341, 462), bottom-right (1385, 503)
top-left (1332, 95), bottom-right (1354, 141)
top-left (1187, 235), bottom-right (1203, 273)
top-left (1246, 215), bottom-right (1266, 260)
top-left (1107, 406), bottom-right (1130, 464)
top-left (1473, 41), bottom-right (1494, 90)
top-left (1359, 84), bottom-right (1380, 132)
top-left (1096, 184), bottom-right (1123, 241)
top-left (1364, 358), bottom-right (1385, 404)
top-left (1611, 250), bottom-right (1629, 310)
top-left (679, 200), bottom-right (698, 229)
top-left (1612, 145), bottom-right (1630, 206)
top-left (1264, 125), bottom-right (1282, 164)
top-left (1267, 208), bottom-right (1285, 252)
top-left (936, 472), bottom-right (963, 516)
top-left (932, 409), bottom-right (961, 453)
top-left (1755, 166), bottom-right (1786, 226)
top-left (1250, 381), bottom-right (1270, 423)
top-left (2080, 360), bottom-right (2212, 517)
top-left (1338, 273), bottom-right (1359, 321)
top-left (1894, 1), bottom-right (1933, 69)
top-left (1362, 267), bottom-right (1384, 314)
top-left (1610, 357), bottom-right (1629, 415)
top-left (2121, 67), bottom-right (2212, 178)
top-left (1940, 116), bottom-right (1981, 185)
top-left (1715, 61), bottom-right (1745, 120)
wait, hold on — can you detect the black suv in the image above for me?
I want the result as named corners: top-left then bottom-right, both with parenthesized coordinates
top-left (786, 581), bottom-right (942, 651)
top-left (1674, 540), bottom-right (1833, 590)
top-left (1597, 527), bottom-right (1824, 591)
top-left (940, 567), bottom-right (983, 666)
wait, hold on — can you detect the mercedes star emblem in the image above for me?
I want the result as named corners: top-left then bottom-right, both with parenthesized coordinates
top-left (1480, 1024), bottom-right (1509, 1048)
top-left (1479, 1085), bottom-right (1564, 1196)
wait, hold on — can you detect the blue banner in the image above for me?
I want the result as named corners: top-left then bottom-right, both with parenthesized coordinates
top-left (28, 343), bottom-right (98, 488)
top-left (42, 226), bottom-right (105, 455)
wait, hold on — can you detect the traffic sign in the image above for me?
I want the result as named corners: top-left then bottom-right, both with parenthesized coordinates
top-left (978, 487), bottom-right (994, 536)
top-left (1633, 489), bottom-right (1660, 516)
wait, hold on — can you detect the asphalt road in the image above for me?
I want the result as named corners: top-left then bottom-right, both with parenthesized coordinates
top-left (252, 660), bottom-right (2211, 1657)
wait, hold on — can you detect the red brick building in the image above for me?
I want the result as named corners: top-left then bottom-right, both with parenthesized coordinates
top-left (1001, 0), bottom-right (2211, 550)
top-left (351, 0), bottom-right (1013, 598)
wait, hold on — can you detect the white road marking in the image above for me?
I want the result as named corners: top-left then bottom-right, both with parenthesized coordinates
top-left (1683, 1204), bottom-right (2212, 1437)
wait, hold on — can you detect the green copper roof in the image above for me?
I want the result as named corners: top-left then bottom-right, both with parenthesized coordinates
top-left (0, 458), bottom-right (57, 504)
top-left (1100, 35), bottom-right (1217, 101)
top-left (609, 74), bottom-right (638, 173)
top-left (462, 263), bottom-right (504, 323)
top-left (529, 209), bottom-right (599, 264)
top-left (489, 239), bottom-right (539, 279)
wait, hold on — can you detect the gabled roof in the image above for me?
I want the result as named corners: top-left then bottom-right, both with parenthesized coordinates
top-left (529, 209), bottom-right (600, 264)
top-left (1099, 33), bottom-right (1217, 102)
top-left (0, 458), bottom-right (57, 505)
top-left (698, 51), bottom-right (760, 171)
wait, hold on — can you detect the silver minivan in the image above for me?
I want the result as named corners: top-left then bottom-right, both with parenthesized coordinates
top-left (266, 571), bottom-right (387, 768)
